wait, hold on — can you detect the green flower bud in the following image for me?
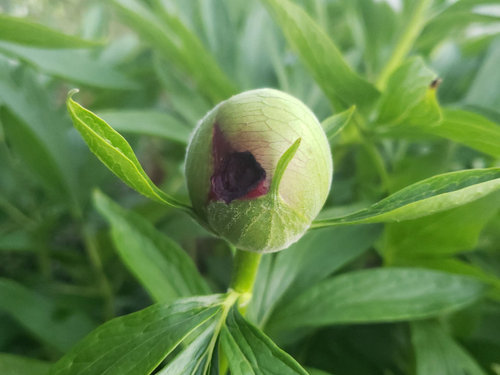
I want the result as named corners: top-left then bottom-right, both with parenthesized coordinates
top-left (185, 89), bottom-right (332, 252)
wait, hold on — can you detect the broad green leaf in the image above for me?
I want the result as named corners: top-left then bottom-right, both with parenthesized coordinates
top-left (0, 353), bottom-right (50, 375)
top-left (394, 258), bottom-right (500, 299)
top-left (0, 14), bottom-right (100, 48)
top-left (376, 57), bottom-right (437, 126)
top-left (49, 295), bottom-right (225, 375)
top-left (220, 306), bottom-right (309, 375)
top-left (112, 0), bottom-right (236, 104)
top-left (97, 110), bottom-right (191, 145)
top-left (307, 369), bottom-right (334, 375)
top-left (0, 278), bottom-right (95, 353)
top-left (268, 268), bottom-right (485, 331)
top-left (321, 106), bottom-right (356, 140)
top-left (248, 225), bottom-right (381, 326)
top-left (313, 168), bottom-right (500, 228)
top-left (261, 0), bottom-right (380, 111)
top-left (411, 320), bottom-right (487, 375)
top-left (93, 190), bottom-right (210, 303)
top-left (0, 41), bottom-right (138, 90)
top-left (156, 318), bottom-right (217, 374)
top-left (66, 91), bottom-right (189, 210)
top-left (423, 109), bottom-right (500, 158)
top-left (383, 192), bottom-right (500, 260)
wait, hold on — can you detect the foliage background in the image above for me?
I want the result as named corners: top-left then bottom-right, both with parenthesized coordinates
top-left (0, 0), bottom-right (500, 374)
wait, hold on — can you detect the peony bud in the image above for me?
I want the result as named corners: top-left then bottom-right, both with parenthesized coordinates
top-left (185, 89), bottom-right (332, 252)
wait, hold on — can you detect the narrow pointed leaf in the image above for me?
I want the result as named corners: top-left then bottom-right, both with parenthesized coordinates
top-left (66, 91), bottom-right (189, 210)
top-left (321, 106), bottom-right (356, 140)
top-left (270, 138), bottom-right (301, 196)
top-left (412, 320), bottom-right (487, 375)
top-left (112, 0), bottom-right (236, 104)
top-left (49, 295), bottom-right (225, 375)
top-left (261, 0), bottom-right (380, 111)
top-left (94, 190), bottom-right (210, 303)
top-left (313, 168), bottom-right (500, 228)
top-left (0, 14), bottom-right (101, 48)
top-left (0, 42), bottom-right (138, 90)
top-left (269, 268), bottom-right (485, 331)
top-left (221, 306), bottom-right (309, 375)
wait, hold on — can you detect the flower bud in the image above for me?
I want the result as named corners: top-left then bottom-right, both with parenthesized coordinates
top-left (185, 89), bottom-right (332, 252)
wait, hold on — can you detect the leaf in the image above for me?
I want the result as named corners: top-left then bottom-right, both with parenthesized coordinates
top-left (156, 318), bottom-right (217, 374)
top-left (313, 168), bottom-right (500, 228)
top-left (112, 0), bottom-right (236, 104)
top-left (465, 38), bottom-right (500, 113)
top-left (66, 91), bottom-right (189, 210)
top-left (248, 225), bottom-right (382, 326)
top-left (97, 110), bottom-right (191, 145)
top-left (220, 306), bottom-right (309, 375)
top-left (423, 109), bottom-right (500, 158)
top-left (261, 0), bottom-right (380, 111)
top-left (0, 41), bottom-right (138, 90)
top-left (93, 190), bottom-right (210, 303)
top-left (375, 57), bottom-right (437, 126)
top-left (0, 14), bottom-right (100, 48)
top-left (0, 353), bottom-right (50, 375)
top-left (0, 278), bottom-right (95, 353)
top-left (49, 295), bottom-right (225, 375)
top-left (383, 192), bottom-right (500, 260)
top-left (269, 138), bottom-right (301, 196)
top-left (0, 67), bottom-right (80, 209)
top-left (411, 320), bottom-right (487, 375)
top-left (268, 268), bottom-right (485, 331)
top-left (321, 106), bottom-right (356, 140)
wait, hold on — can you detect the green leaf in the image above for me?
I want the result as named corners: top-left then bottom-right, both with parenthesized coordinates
top-left (248, 225), bottom-right (381, 326)
top-left (0, 278), bottom-right (95, 353)
top-left (0, 67), bottom-right (80, 210)
top-left (423, 109), bottom-right (500, 158)
top-left (394, 258), bottom-right (500, 299)
top-left (97, 110), bottom-right (191, 145)
top-left (321, 106), bottom-right (356, 140)
top-left (268, 268), bottom-right (485, 331)
top-left (0, 14), bottom-right (101, 48)
top-left (261, 0), bottom-right (380, 111)
top-left (375, 57), bottom-right (437, 126)
top-left (0, 353), bottom-right (50, 375)
top-left (0, 41), bottom-right (138, 90)
top-left (93, 190), bottom-right (210, 303)
top-left (220, 306), bottom-right (309, 375)
top-left (156, 318), bottom-right (217, 374)
top-left (383, 192), bottom-right (500, 260)
top-left (411, 320), bottom-right (487, 375)
top-left (49, 295), bottom-right (225, 375)
top-left (66, 91), bottom-right (189, 210)
top-left (270, 138), bottom-right (301, 197)
top-left (112, 0), bottom-right (236, 104)
top-left (313, 168), bottom-right (500, 228)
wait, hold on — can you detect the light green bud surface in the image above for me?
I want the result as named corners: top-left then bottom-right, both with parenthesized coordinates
top-left (185, 88), bottom-right (333, 252)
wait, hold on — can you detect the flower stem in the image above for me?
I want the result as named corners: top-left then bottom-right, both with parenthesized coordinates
top-left (229, 249), bottom-right (262, 309)
top-left (376, 0), bottom-right (432, 90)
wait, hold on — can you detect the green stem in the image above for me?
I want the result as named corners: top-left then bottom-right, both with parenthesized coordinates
top-left (220, 250), bottom-right (262, 374)
top-left (376, 0), bottom-right (433, 90)
top-left (229, 249), bottom-right (262, 301)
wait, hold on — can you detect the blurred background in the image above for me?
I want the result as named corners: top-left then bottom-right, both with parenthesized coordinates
top-left (0, 0), bottom-right (500, 374)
